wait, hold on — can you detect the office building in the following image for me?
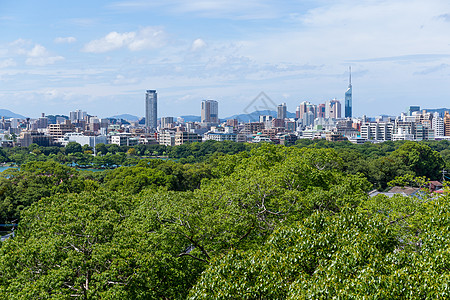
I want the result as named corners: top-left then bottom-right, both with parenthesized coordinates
top-left (145, 90), bottom-right (157, 130)
top-left (161, 117), bottom-right (174, 129)
top-left (18, 131), bottom-right (52, 147)
top-left (444, 112), bottom-right (450, 136)
top-left (360, 122), bottom-right (394, 141)
top-left (325, 99), bottom-right (341, 119)
top-left (158, 131), bottom-right (176, 146)
top-left (272, 118), bottom-right (285, 128)
top-left (277, 103), bottom-right (287, 119)
top-left (204, 127), bottom-right (237, 142)
top-left (226, 119), bottom-right (238, 128)
top-left (302, 111), bottom-right (315, 127)
top-left (407, 106), bottom-right (420, 116)
top-left (69, 110), bottom-right (87, 122)
top-left (35, 113), bottom-right (48, 129)
top-left (175, 131), bottom-right (202, 145)
top-left (111, 133), bottom-right (139, 146)
top-left (201, 100), bottom-right (219, 124)
top-left (432, 112), bottom-right (444, 136)
top-left (48, 120), bottom-right (75, 140)
top-left (344, 66), bottom-right (352, 118)
top-left (297, 101), bottom-right (316, 120)
top-left (260, 115), bottom-right (273, 129)
top-left (317, 103), bottom-right (326, 118)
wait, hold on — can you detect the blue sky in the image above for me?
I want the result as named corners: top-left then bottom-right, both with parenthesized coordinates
top-left (1, 0), bottom-right (450, 119)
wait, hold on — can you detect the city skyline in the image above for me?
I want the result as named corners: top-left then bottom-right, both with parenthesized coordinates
top-left (1, 1), bottom-right (450, 118)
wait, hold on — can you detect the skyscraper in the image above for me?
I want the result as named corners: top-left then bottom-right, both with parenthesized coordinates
top-left (344, 66), bottom-right (352, 118)
top-left (145, 90), bottom-right (157, 130)
top-left (201, 100), bottom-right (219, 124)
top-left (277, 103), bottom-right (287, 119)
top-left (326, 99), bottom-right (341, 119)
top-left (69, 109), bottom-right (87, 122)
top-left (297, 101), bottom-right (316, 120)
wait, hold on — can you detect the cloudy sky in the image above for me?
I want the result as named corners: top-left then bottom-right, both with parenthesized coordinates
top-left (1, 0), bottom-right (450, 119)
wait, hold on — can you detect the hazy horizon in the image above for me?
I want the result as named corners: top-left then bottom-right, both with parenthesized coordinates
top-left (1, 1), bottom-right (450, 119)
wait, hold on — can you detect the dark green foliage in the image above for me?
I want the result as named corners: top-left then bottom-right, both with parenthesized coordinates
top-left (65, 141), bottom-right (83, 154)
top-left (0, 161), bottom-right (84, 223)
top-left (1, 142), bottom-right (450, 298)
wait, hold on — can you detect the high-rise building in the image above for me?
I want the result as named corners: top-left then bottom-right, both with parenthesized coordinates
top-left (145, 90), bottom-right (157, 130)
top-left (432, 112), bottom-right (444, 136)
top-left (277, 103), bottom-right (287, 119)
top-left (444, 112), bottom-right (450, 136)
top-left (297, 101), bottom-right (316, 120)
top-left (36, 113), bottom-right (48, 129)
top-left (161, 117), bottom-right (174, 129)
top-left (407, 106), bottom-right (420, 116)
top-left (201, 100), bottom-right (218, 124)
top-left (302, 111), bottom-right (315, 127)
top-left (317, 103), bottom-right (326, 118)
top-left (325, 99), bottom-right (341, 119)
top-left (345, 66), bottom-right (352, 118)
top-left (69, 110), bottom-right (87, 122)
top-left (226, 119), bottom-right (238, 128)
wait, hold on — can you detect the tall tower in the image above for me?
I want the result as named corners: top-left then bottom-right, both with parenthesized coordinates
top-left (326, 99), bottom-right (341, 119)
top-left (277, 103), bottom-right (287, 119)
top-left (345, 66), bottom-right (352, 118)
top-left (145, 90), bottom-right (157, 130)
top-left (297, 101), bottom-right (316, 120)
top-left (201, 100), bottom-right (218, 124)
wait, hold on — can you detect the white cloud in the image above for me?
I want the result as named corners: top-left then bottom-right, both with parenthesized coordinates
top-left (191, 38), bottom-right (207, 51)
top-left (25, 44), bottom-right (64, 66)
top-left (0, 59), bottom-right (16, 68)
top-left (4, 40), bottom-right (65, 66)
top-left (128, 27), bottom-right (166, 51)
top-left (83, 31), bottom-right (135, 53)
top-left (83, 27), bottom-right (166, 53)
top-left (54, 36), bottom-right (77, 44)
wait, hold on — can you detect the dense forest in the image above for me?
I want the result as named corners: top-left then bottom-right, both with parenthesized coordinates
top-left (0, 140), bottom-right (450, 298)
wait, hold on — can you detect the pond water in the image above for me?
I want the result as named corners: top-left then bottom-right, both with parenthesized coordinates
top-left (0, 166), bottom-right (17, 172)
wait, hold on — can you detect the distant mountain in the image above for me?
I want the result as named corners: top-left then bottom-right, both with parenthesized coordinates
top-left (110, 114), bottom-right (140, 121)
top-left (0, 109), bottom-right (26, 119)
top-left (224, 110), bottom-right (296, 123)
top-left (180, 115), bottom-right (201, 122)
top-left (177, 110), bottom-right (297, 123)
top-left (423, 108), bottom-right (450, 118)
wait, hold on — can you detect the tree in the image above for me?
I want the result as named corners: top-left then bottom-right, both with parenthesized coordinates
top-left (95, 143), bottom-right (108, 156)
top-left (126, 147), bottom-right (136, 156)
top-left (390, 142), bottom-right (445, 180)
top-left (0, 161), bottom-right (84, 223)
top-left (0, 190), bottom-right (205, 299)
top-left (81, 144), bottom-right (93, 153)
top-left (65, 142), bottom-right (82, 155)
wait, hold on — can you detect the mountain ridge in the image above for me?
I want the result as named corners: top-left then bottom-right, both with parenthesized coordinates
top-left (0, 109), bottom-right (26, 119)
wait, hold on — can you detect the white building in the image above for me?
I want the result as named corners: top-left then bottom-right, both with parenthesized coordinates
top-left (158, 131), bottom-right (176, 146)
top-left (360, 122), bottom-right (394, 141)
top-left (204, 127), bottom-right (237, 142)
top-left (325, 99), bottom-right (341, 119)
top-left (432, 112), bottom-right (444, 137)
top-left (392, 128), bottom-right (415, 141)
top-left (110, 133), bottom-right (138, 146)
top-left (59, 133), bottom-right (108, 147)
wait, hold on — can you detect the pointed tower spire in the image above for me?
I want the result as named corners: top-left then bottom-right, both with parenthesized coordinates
top-left (349, 66), bottom-right (352, 87)
top-left (345, 66), bottom-right (352, 118)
